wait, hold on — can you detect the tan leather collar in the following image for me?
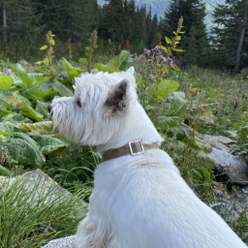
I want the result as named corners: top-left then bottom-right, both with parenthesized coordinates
top-left (102, 140), bottom-right (159, 162)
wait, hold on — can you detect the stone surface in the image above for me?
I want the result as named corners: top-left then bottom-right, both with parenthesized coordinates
top-left (42, 235), bottom-right (77, 248)
top-left (202, 135), bottom-right (248, 185)
top-left (202, 134), bottom-right (235, 151)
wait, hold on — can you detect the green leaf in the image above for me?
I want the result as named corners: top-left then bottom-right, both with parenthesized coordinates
top-left (2, 95), bottom-right (22, 110)
top-left (2, 138), bottom-right (45, 166)
top-left (165, 37), bottom-right (172, 44)
top-left (62, 59), bottom-right (80, 82)
top-left (158, 79), bottom-right (180, 92)
top-left (158, 116), bottom-right (182, 130)
top-left (53, 81), bottom-right (73, 97)
top-left (79, 58), bottom-right (87, 64)
top-left (28, 73), bottom-right (47, 85)
top-left (172, 48), bottom-right (185, 52)
top-left (0, 76), bottom-right (14, 90)
top-left (1, 113), bottom-right (26, 123)
top-left (17, 121), bottom-right (53, 135)
top-left (25, 86), bottom-right (47, 101)
top-left (40, 45), bottom-right (48, 50)
top-left (38, 136), bottom-right (66, 155)
top-left (95, 51), bottom-right (133, 73)
top-left (0, 164), bottom-right (12, 176)
top-left (0, 109), bottom-right (11, 118)
top-left (0, 122), bottom-right (16, 135)
top-left (20, 102), bottom-right (44, 122)
top-left (176, 36), bottom-right (181, 41)
top-left (12, 132), bottom-right (40, 150)
top-left (16, 64), bottom-right (33, 88)
top-left (35, 101), bottom-right (50, 118)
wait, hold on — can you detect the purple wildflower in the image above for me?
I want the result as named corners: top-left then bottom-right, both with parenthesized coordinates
top-left (152, 46), bottom-right (164, 55)
top-left (143, 48), bottom-right (151, 57)
top-left (168, 57), bottom-right (173, 66)
top-left (130, 53), bottom-right (138, 58)
top-left (184, 89), bottom-right (188, 95)
top-left (166, 97), bottom-right (172, 103)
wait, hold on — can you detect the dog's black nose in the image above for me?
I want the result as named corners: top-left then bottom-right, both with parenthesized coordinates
top-left (48, 105), bottom-right (52, 114)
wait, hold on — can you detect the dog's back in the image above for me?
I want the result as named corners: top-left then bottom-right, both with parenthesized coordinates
top-left (90, 149), bottom-right (247, 248)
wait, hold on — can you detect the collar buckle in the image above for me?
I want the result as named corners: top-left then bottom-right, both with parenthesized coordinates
top-left (128, 140), bottom-right (145, 156)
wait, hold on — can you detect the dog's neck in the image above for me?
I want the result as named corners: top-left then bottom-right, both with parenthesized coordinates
top-left (97, 102), bottom-right (163, 156)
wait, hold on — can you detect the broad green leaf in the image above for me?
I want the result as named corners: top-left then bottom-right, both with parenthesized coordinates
top-left (79, 58), bottom-right (87, 64)
top-left (28, 73), bottom-right (47, 85)
top-left (94, 63), bottom-right (120, 73)
top-left (40, 45), bottom-right (48, 50)
top-left (158, 79), bottom-right (180, 92)
top-left (165, 37), bottom-right (172, 44)
top-left (156, 87), bottom-right (169, 100)
top-left (0, 122), bottom-right (16, 135)
top-left (38, 136), bottom-right (66, 155)
top-left (171, 98), bottom-right (187, 117)
top-left (173, 92), bottom-right (186, 100)
top-left (16, 64), bottom-right (33, 88)
top-left (95, 51), bottom-right (133, 73)
top-left (0, 76), bottom-right (14, 90)
top-left (18, 121), bottom-right (53, 135)
top-left (35, 101), bottom-right (50, 118)
top-left (0, 89), bottom-right (12, 99)
top-left (20, 102), bottom-right (44, 122)
top-left (2, 95), bottom-right (22, 110)
top-left (53, 81), bottom-right (73, 97)
top-left (62, 59), bottom-right (80, 82)
top-left (158, 116), bottom-right (182, 130)
top-left (111, 50), bottom-right (133, 71)
top-left (25, 86), bottom-right (47, 101)
top-left (1, 113), bottom-right (26, 123)
top-left (13, 132), bottom-right (40, 150)
top-left (2, 138), bottom-right (45, 166)
top-left (0, 109), bottom-right (11, 118)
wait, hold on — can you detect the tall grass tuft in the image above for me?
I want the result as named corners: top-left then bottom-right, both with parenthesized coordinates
top-left (0, 178), bottom-right (86, 248)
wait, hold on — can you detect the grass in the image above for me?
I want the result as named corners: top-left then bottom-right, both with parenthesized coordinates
top-left (0, 177), bottom-right (87, 248)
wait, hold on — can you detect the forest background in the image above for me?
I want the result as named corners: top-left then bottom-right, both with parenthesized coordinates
top-left (1, 0), bottom-right (248, 75)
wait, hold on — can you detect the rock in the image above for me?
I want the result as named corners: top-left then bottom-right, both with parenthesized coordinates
top-left (202, 135), bottom-right (248, 185)
top-left (19, 59), bottom-right (30, 66)
top-left (42, 235), bottom-right (77, 248)
top-left (202, 134), bottom-right (235, 151)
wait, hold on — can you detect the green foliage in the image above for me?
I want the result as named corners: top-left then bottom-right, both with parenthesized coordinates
top-left (0, 178), bottom-right (85, 248)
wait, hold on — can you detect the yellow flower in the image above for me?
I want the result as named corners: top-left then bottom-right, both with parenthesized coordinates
top-left (244, 111), bottom-right (248, 114)
top-left (159, 133), bottom-right (166, 139)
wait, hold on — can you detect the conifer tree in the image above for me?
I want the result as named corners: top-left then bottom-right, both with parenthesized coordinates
top-left (159, 0), bottom-right (210, 67)
top-left (212, 0), bottom-right (248, 73)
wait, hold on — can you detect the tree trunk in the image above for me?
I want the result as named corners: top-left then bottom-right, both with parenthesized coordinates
top-left (3, 5), bottom-right (7, 44)
top-left (233, 0), bottom-right (248, 75)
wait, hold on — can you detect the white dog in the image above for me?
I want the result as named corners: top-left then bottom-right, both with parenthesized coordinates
top-left (49, 67), bottom-right (247, 248)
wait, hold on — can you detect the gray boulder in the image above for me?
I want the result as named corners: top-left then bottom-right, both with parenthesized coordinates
top-left (202, 135), bottom-right (248, 185)
top-left (42, 235), bottom-right (77, 248)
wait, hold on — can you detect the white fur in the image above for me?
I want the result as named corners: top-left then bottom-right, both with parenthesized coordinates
top-left (50, 67), bottom-right (247, 248)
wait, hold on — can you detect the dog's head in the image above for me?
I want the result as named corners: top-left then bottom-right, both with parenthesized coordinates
top-left (49, 67), bottom-right (137, 145)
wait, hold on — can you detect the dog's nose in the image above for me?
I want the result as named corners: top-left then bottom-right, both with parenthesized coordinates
top-left (48, 105), bottom-right (52, 114)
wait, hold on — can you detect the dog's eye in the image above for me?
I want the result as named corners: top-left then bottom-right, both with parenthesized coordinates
top-left (76, 99), bottom-right (81, 107)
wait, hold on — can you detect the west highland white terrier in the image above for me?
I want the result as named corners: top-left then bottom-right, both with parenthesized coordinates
top-left (49, 67), bottom-right (247, 248)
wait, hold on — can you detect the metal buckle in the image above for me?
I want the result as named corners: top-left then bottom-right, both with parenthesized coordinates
top-left (128, 140), bottom-right (145, 156)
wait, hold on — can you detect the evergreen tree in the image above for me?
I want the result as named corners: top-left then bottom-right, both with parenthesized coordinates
top-left (159, 0), bottom-right (210, 67)
top-left (212, 0), bottom-right (248, 74)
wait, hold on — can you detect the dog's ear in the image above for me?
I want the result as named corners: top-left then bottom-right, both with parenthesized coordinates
top-left (105, 80), bottom-right (127, 113)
